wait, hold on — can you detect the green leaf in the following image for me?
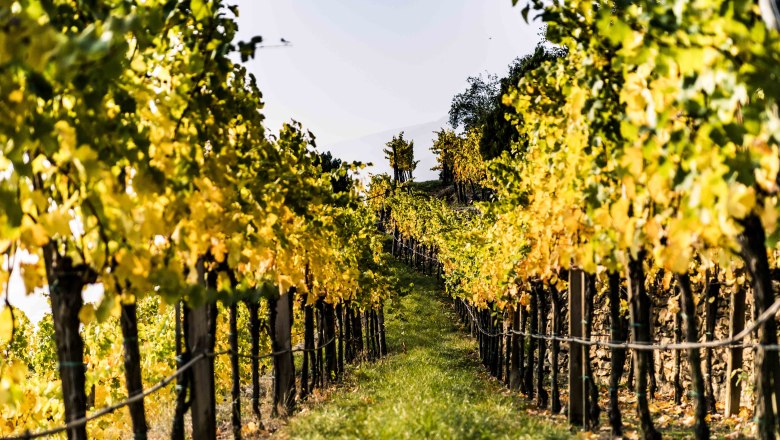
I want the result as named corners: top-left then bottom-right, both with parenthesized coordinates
top-left (606, 19), bottom-right (632, 46)
top-left (620, 120), bottom-right (639, 141)
top-left (258, 281), bottom-right (276, 300)
top-left (186, 284), bottom-right (208, 308)
top-left (0, 188), bottom-right (23, 228)
top-left (95, 295), bottom-right (115, 322)
top-left (78, 305), bottom-right (96, 324)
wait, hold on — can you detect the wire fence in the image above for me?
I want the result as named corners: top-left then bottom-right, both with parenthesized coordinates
top-left (1, 336), bottom-right (340, 440)
top-left (395, 241), bottom-right (439, 262)
top-left (396, 234), bottom-right (780, 351)
top-left (394, 233), bottom-right (780, 353)
top-left (461, 296), bottom-right (780, 351)
top-left (395, 232), bottom-right (780, 353)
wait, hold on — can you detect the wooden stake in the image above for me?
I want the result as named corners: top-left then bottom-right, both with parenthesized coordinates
top-left (725, 284), bottom-right (746, 417)
top-left (568, 268), bottom-right (585, 426)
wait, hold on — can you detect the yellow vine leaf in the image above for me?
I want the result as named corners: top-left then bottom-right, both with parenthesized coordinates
top-left (39, 210), bottom-right (72, 238)
top-left (726, 183), bottom-right (755, 220)
top-left (610, 198), bottom-right (629, 233)
top-left (20, 219), bottom-right (49, 247)
top-left (0, 307), bottom-right (13, 345)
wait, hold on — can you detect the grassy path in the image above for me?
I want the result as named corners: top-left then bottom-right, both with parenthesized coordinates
top-left (276, 267), bottom-right (570, 439)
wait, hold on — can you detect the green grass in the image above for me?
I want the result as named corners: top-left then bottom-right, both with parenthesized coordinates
top-left (407, 179), bottom-right (449, 195)
top-left (277, 266), bottom-right (570, 440)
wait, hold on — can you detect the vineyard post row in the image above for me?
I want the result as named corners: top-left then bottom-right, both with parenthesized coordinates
top-left (2, 289), bottom-right (389, 440)
top-left (176, 285), bottom-right (390, 440)
top-left (388, 223), bottom-right (777, 440)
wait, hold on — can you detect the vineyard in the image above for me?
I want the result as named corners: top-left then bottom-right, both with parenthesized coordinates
top-left (4, 0), bottom-right (780, 439)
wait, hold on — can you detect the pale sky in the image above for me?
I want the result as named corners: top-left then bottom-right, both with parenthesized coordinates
top-left (233, 0), bottom-right (542, 152)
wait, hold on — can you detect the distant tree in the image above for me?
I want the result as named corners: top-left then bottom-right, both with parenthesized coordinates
top-left (430, 129), bottom-right (460, 184)
top-left (448, 74), bottom-right (500, 134)
top-left (383, 132), bottom-right (418, 183)
top-left (452, 128), bottom-right (486, 188)
top-left (430, 128), bottom-right (486, 203)
top-left (448, 43), bottom-right (567, 160)
top-left (315, 151), bottom-right (351, 194)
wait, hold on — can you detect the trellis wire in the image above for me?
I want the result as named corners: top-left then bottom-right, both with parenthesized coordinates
top-left (400, 236), bottom-right (777, 353)
top-left (1, 335), bottom-right (341, 440)
top-left (461, 296), bottom-right (780, 351)
top-left (395, 241), bottom-right (439, 262)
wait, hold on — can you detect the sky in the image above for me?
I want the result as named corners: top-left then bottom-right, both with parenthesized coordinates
top-left (233, 0), bottom-right (543, 178)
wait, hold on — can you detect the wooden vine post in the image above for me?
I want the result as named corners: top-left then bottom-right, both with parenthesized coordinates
top-left (379, 307), bottom-right (388, 356)
top-left (704, 270), bottom-right (720, 414)
top-left (270, 288), bottom-right (297, 416)
top-left (550, 286), bottom-right (562, 413)
top-left (301, 302), bottom-right (314, 396)
top-left (226, 271), bottom-right (242, 440)
top-left (46, 252), bottom-right (96, 440)
top-left (677, 274), bottom-right (709, 440)
top-left (119, 302), bottom-right (147, 440)
top-left (607, 272), bottom-right (627, 436)
top-left (673, 297), bottom-right (683, 405)
top-left (229, 300), bottom-right (242, 440)
top-left (524, 291), bottom-right (537, 398)
top-left (337, 304), bottom-right (345, 379)
top-left (583, 274), bottom-right (600, 428)
top-left (724, 283), bottom-right (746, 417)
top-left (171, 303), bottom-right (190, 440)
top-left (345, 304), bottom-right (354, 363)
top-left (504, 315), bottom-right (511, 387)
top-left (247, 300), bottom-right (263, 422)
top-left (187, 257), bottom-right (217, 440)
top-left (536, 285), bottom-right (549, 409)
top-left (352, 307), bottom-right (364, 357)
top-left (568, 267), bottom-right (585, 426)
top-left (188, 259), bottom-right (217, 440)
top-left (188, 303), bottom-right (216, 439)
top-left (518, 307), bottom-right (526, 393)
top-left (324, 302), bottom-right (337, 382)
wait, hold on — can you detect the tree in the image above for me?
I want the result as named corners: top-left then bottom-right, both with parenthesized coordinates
top-left (448, 74), bottom-right (499, 134)
top-left (430, 129), bottom-right (460, 184)
top-left (383, 132), bottom-right (418, 183)
top-left (448, 43), bottom-right (566, 160)
top-left (315, 151), bottom-right (353, 195)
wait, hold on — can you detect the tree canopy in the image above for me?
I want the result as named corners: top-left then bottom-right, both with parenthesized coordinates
top-left (449, 43), bottom-right (566, 160)
top-left (383, 132), bottom-right (418, 183)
